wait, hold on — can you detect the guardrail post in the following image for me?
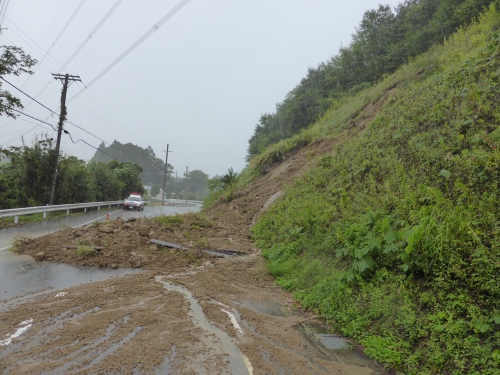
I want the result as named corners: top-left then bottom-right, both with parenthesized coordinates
top-left (14, 215), bottom-right (18, 224)
top-left (67, 209), bottom-right (69, 215)
top-left (98, 206), bottom-right (100, 211)
top-left (109, 205), bottom-right (111, 209)
top-left (84, 208), bottom-right (86, 213)
top-left (43, 212), bottom-right (46, 219)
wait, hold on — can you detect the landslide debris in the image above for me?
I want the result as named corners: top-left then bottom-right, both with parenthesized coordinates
top-left (15, 214), bottom-right (255, 271)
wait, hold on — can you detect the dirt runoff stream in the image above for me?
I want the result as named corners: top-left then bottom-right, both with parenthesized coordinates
top-left (0, 251), bottom-right (387, 374)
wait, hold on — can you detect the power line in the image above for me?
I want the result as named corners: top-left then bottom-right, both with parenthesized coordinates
top-left (72, 0), bottom-right (191, 97)
top-left (0, 0), bottom-right (9, 28)
top-left (21, 0), bottom-right (86, 87)
top-left (3, 17), bottom-right (78, 75)
top-left (0, 76), bottom-right (57, 116)
top-left (5, 108), bottom-right (123, 162)
top-left (10, 108), bottom-right (57, 131)
top-left (40, 0), bottom-right (70, 43)
top-left (73, 82), bottom-right (152, 149)
top-left (0, 76), bottom-right (137, 160)
top-left (60, 0), bottom-right (124, 71)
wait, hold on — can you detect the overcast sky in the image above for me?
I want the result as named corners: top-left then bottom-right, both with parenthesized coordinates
top-left (0, 0), bottom-right (402, 177)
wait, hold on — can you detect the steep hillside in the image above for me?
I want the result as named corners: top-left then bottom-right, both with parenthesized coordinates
top-left (207, 6), bottom-right (500, 374)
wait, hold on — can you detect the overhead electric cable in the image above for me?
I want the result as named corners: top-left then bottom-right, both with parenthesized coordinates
top-left (3, 17), bottom-right (78, 75)
top-left (21, 0), bottom-right (86, 87)
top-left (0, 77), bottom-right (57, 116)
top-left (0, 0), bottom-right (9, 28)
top-left (74, 82), bottom-right (152, 148)
top-left (65, 131), bottom-right (124, 161)
top-left (61, 0), bottom-right (124, 70)
top-left (40, 0), bottom-right (70, 43)
top-left (0, 78), bottom-right (136, 160)
top-left (4, 108), bottom-right (124, 162)
top-left (72, 0), bottom-right (191, 98)
top-left (9, 108), bottom-right (57, 131)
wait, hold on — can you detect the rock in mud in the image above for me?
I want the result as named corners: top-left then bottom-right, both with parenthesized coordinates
top-left (34, 252), bottom-right (45, 261)
top-left (101, 225), bottom-right (114, 234)
top-left (138, 225), bottom-right (149, 237)
top-left (115, 217), bottom-right (124, 226)
top-left (123, 223), bottom-right (133, 230)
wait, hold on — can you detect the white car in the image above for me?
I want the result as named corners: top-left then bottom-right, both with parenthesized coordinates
top-left (123, 193), bottom-right (145, 211)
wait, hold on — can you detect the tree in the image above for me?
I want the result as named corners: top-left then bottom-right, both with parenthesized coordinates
top-left (0, 44), bottom-right (37, 118)
top-left (151, 183), bottom-right (160, 197)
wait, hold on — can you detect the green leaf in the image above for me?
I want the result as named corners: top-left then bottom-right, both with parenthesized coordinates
top-left (384, 230), bottom-right (398, 244)
top-left (439, 169), bottom-right (451, 180)
top-left (493, 315), bottom-right (500, 324)
top-left (383, 243), bottom-right (399, 254)
top-left (433, 324), bottom-right (446, 332)
top-left (368, 237), bottom-right (382, 250)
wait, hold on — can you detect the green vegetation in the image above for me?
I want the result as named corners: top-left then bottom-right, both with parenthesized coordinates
top-left (247, 0), bottom-right (499, 159)
top-left (252, 6), bottom-right (500, 374)
top-left (0, 208), bottom-right (101, 230)
top-left (75, 245), bottom-right (97, 257)
top-left (155, 213), bottom-right (184, 226)
top-left (10, 236), bottom-right (32, 253)
top-left (92, 141), bottom-right (210, 199)
top-left (0, 137), bottom-right (144, 209)
top-left (204, 167), bottom-right (259, 207)
top-left (151, 183), bottom-right (160, 197)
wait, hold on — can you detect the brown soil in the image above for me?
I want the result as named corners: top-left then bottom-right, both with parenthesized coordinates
top-left (13, 213), bottom-right (256, 271)
top-left (0, 256), bottom-right (386, 374)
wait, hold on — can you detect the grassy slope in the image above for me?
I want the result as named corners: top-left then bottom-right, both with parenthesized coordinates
top-left (252, 6), bottom-right (500, 374)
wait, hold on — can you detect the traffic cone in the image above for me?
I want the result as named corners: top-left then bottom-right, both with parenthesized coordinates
top-left (106, 213), bottom-right (110, 223)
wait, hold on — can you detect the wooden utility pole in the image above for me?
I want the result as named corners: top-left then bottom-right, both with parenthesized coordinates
top-left (161, 144), bottom-right (172, 207)
top-left (48, 73), bottom-right (81, 205)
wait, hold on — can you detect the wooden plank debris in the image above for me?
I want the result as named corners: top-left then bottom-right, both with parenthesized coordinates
top-left (214, 249), bottom-right (241, 254)
top-left (62, 245), bottom-right (105, 251)
top-left (201, 250), bottom-right (232, 258)
top-left (150, 239), bottom-right (190, 250)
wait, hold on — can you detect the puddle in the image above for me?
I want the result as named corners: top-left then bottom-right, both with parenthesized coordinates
top-left (296, 322), bottom-right (387, 373)
top-left (0, 251), bottom-right (141, 302)
top-left (231, 299), bottom-right (287, 317)
top-left (155, 276), bottom-right (254, 375)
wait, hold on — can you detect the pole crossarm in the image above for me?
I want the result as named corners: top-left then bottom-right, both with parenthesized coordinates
top-left (51, 73), bottom-right (81, 82)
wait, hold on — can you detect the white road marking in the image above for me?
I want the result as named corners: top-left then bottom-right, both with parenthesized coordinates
top-left (72, 210), bottom-right (123, 228)
top-left (55, 292), bottom-right (67, 297)
top-left (0, 318), bottom-right (34, 346)
top-left (0, 246), bottom-right (9, 252)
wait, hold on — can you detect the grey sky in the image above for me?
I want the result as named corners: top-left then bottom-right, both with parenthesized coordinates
top-left (0, 0), bottom-right (402, 177)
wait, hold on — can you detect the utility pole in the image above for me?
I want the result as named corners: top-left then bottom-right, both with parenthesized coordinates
top-left (48, 73), bottom-right (81, 205)
top-left (183, 166), bottom-right (189, 203)
top-left (161, 144), bottom-right (172, 207)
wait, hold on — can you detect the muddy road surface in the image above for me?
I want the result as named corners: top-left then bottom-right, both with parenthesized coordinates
top-left (0, 255), bottom-right (386, 374)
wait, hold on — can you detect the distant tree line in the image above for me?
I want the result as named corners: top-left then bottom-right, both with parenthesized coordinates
top-left (0, 136), bottom-right (144, 209)
top-left (92, 141), bottom-right (210, 199)
top-left (248, 0), bottom-right (498, 158)
top-left (92, 141), bottom-right (172, 185)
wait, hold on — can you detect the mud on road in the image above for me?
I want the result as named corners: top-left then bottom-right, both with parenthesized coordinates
top-left (0, 253), bottom-right (385, 374)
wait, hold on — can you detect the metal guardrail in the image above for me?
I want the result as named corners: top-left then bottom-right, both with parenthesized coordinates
top-left (0, 200), bottom-right (125, 223)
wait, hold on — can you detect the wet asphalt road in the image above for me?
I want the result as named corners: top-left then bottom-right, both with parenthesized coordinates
top-left (0, 204), bottom-right (200, 301)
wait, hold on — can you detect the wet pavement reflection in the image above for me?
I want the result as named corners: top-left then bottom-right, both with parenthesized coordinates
top-left (0, 204), bottom-right (200, 302)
